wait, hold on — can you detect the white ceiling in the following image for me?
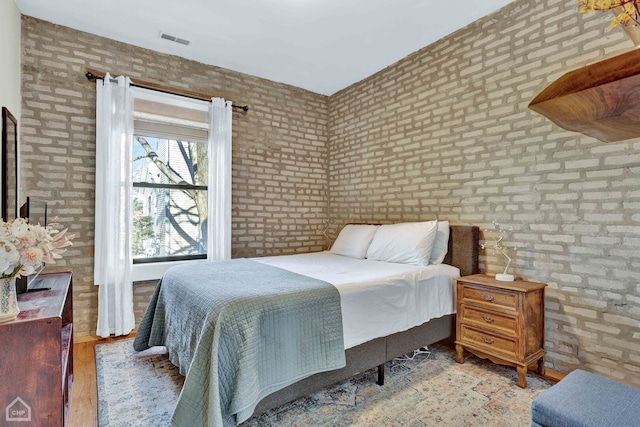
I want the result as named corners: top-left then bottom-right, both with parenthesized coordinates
top-left (15, 0), bottom-right (515, 95)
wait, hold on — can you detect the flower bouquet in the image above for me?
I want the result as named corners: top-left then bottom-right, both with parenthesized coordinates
top-left (577, 0), bottom-right (640, 27)
top-left (0, 218), bottom-right (73, 322)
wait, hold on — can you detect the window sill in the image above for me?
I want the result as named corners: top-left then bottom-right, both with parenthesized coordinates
top-left (132, 259), bottom-right (206, 282)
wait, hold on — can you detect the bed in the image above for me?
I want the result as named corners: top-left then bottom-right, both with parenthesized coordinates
top-left (134, 223), bottom-right (479, 427)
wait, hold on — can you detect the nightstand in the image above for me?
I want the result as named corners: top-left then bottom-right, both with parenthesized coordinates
top-left (455, 274), bottom-right (546, 388)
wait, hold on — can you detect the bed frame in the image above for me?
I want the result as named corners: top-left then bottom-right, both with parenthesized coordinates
top-left (253, 225), bottom-right (480, 415)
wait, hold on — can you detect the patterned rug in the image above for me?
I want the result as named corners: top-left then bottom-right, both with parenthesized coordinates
top-left (95, 339), bottom-right (551, 426)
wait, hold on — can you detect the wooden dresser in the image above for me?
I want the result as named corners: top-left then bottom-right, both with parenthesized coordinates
top-left (0, 272), bottom-right (73, 426)
top-left (455, 274), bottom-right (546, 388)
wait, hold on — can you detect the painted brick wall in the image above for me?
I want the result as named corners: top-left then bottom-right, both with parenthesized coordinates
top-left (19, 0), bottom-right (640, 386)
top-left (329, 0), bottom-right (640, 385)
top-left (20, 16), bottom-right (329, 337)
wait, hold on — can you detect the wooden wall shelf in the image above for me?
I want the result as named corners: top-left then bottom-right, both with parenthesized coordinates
top-left (528, 48), bottom-right (640, 142)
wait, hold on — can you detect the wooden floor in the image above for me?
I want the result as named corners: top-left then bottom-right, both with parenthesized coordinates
top-left (69, 335), bottom-right (133, 427)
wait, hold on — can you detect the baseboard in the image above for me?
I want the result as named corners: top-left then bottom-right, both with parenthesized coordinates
top-left (542, 367), bottom-right (566, 383)
top-left (529, 367), bottom-right (565, 384)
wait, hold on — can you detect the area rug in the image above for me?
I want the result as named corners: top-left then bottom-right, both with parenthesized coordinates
top-left (95, 339), bottom-right (551, 426)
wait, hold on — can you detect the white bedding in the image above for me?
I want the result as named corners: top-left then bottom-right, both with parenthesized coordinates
top-left (255, 251), bottom-right (460, 349)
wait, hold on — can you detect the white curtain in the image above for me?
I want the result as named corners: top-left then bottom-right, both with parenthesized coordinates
top-left (94, 73), bottom-right (135, 338)
top-left (207, 98), bottom-right (233, 260)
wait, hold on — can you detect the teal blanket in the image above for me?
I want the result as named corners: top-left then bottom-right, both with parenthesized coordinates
top-left (133, 259), bottom-right (345, 426)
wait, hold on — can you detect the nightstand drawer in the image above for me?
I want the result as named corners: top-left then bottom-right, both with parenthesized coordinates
top-left (459, 324), bottom-right (517, 358)
top-left (460, 283), bottom-right (518, 311)
top-left (459, 305), bottom-right (517, 336)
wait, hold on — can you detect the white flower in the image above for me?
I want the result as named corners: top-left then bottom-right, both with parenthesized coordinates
top-left (8, 219), bottom-right (29, 239)
top-left (0, 238), bottom-right (20, 276)
top-left (20, 246), bottom-right (46, 275)
top-left (0, 218), bottom-right (73, 279)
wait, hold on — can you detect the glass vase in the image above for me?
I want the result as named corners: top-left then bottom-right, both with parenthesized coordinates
top-left (0, 276), bottom-right (20, 323)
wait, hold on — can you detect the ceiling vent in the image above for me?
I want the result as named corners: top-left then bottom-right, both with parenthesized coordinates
top-left (159, 32), bottom-right (191, 46)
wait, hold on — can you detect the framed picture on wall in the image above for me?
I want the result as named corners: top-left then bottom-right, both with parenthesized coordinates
top-left (2, 107), bottom-right (18, 222)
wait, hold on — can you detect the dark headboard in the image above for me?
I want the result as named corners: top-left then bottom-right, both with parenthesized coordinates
top-left (444, 225), bottom-right (479, 277)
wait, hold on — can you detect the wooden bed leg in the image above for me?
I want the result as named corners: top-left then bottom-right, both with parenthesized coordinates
top-left (377, 364), bottom-right (384, 386)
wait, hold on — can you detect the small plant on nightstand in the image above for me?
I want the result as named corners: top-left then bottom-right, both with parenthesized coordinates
top-left (480, 220), bottom-right (515, 282)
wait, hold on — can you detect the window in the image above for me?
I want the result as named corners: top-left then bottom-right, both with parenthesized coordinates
top-left (130, 88), bottom-right (211, 267)
top-left (95, 74), bottom-right (231, 321)
top-left (132, 137), bottom-right (208, 263)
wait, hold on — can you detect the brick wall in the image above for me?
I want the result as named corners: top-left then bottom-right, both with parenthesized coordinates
top-left (20, 0), bottom-right (640, 386)
top-left (20, 16), bottom-right (329, 337)
top-left (329, 0), bottom-right (640, 385)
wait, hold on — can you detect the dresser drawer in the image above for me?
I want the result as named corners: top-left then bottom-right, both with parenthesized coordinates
top-left (459, 324), bottom-right (517, 358)
top-left (459, 283), bottom-right (518, 311)
top-left (459, 305), bottom-right (517, 336)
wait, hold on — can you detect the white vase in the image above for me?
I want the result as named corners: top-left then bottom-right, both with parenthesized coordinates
top-left (0, 276), bottom-right (20, 323)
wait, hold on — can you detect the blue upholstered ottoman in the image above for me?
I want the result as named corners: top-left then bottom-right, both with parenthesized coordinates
top-left (531, 369), bottom-right (640, 427)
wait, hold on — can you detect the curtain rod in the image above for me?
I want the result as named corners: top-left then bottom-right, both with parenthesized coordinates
top-left (85, 71), bottom-right (249, 112)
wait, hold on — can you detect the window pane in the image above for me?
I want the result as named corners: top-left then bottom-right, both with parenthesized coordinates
top-left (132, 187), bottom-right (208, 260)
top-left (132, 135), bottom-right (208, 261)
top-left (133, 136), bottom-right (208, 186)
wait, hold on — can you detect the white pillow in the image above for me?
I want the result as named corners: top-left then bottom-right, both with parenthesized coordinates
top-left (365, 221), bottom-right (439, 266)
top-left (330, 224), bottom-right (379, 259)
top-left (429, 220), bottom-right (450, 265)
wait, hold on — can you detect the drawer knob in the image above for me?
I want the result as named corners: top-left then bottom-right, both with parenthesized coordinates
top-left (482, 337), bottom-right (494, 344)
top-left (482, 294), bottom-right (494, 302)
top-left (482, 315), bottom-right (495, 323)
